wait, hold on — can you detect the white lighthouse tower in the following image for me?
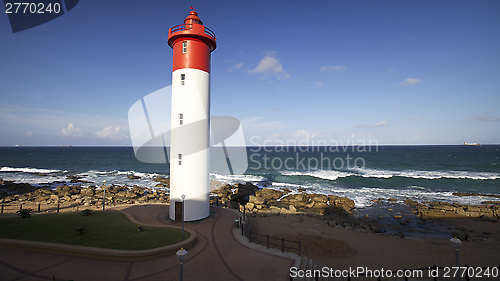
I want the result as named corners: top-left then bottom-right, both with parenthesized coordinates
top-left (167, 8), bottom-right (216, 221)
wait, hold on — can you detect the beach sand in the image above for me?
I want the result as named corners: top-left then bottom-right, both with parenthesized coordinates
top-left (248, 213), bottom-right (500, 274)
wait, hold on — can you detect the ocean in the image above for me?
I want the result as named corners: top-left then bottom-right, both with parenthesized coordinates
top-left (1, 145), bottom-right (499, 209)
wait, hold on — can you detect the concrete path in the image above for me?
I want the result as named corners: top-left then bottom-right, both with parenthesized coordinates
top-left (0, 205), bottom-right (294, 281)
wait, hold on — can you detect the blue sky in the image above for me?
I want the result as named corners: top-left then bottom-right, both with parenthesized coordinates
top-left (1, 0), bottom-right (499, 146)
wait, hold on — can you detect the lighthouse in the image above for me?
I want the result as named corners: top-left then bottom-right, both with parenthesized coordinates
top-left (167, 8), bottom-right (216, 221)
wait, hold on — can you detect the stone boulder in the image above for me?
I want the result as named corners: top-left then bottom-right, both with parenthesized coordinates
top-left (80, 187), bottom-right (95, 196)
top-left (328, 195), bottom-right (355, 213)
top-left (255, 189), bottom-right (283, 200)
top-left (0, 190), bottom-right (8, 199)
top-left (153, 176), bottom-right (170, 186)
top-left (310, 195), bottom-right (328, 203)
top-left (281, 194), bottom-right (308, 204)
top-left (245, 202), bottom-right (255, 211)
top-left (131, 186), bottom-right (145, 194)
top-left (3, 182), bottom-right (36, 194)
top-left (230, 191), bottom-right (248, 203)
top-left (234, 182), bottom-right (258, 193)
top-left (248, 195), bottom-right (265, 205)
top-left (280, 205), bottom-right (297, 215)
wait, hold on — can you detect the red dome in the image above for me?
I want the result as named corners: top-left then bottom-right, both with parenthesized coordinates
top-left (184, 11), bottom-right (203, 25)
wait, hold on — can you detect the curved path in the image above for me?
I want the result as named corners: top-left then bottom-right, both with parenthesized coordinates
top-left (0, 205), bottom-right (294, 281)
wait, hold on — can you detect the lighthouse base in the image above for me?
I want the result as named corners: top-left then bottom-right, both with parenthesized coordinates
top-left (169, 193), bottom-right (210, 222)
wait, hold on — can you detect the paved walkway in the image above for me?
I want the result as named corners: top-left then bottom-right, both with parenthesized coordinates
top-left (0, 205), bottom-right (295, 281)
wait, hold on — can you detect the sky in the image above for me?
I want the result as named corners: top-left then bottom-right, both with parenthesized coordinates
top-left (1, 0), bottom-right (499, 146)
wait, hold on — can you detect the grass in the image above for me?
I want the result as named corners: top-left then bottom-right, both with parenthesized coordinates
top-left (0, 211), bottom-right (189, 250)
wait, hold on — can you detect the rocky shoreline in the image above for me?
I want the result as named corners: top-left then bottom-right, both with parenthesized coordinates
top-left (0, 176), bottom-right (170, 210)
top-left (2, 176), bottom-right (499, 225)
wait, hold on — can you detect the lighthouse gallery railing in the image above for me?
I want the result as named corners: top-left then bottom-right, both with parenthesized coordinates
top-left (170, 23), bottom-right (216, 41)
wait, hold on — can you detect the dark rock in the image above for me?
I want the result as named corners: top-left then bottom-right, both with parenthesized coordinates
top-left (230, 191), bottom-right (248, 203)
top-left (153, 176), bottom-right (170, 186)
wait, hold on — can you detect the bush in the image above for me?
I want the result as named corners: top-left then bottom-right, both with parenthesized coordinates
top-left (16, 208), bottom-right (33, 218)
top-left (81, 209), bottom-right (93, 216)
top-left (75, 227), bottom-right (85, 235)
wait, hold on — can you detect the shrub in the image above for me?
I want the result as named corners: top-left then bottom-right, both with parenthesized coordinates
top-left (81, 209), bottom-right (93, 216)
top-left (75, 227), bottom-right (85, 235)
top-left (16, 208), bottom-right (34, 218)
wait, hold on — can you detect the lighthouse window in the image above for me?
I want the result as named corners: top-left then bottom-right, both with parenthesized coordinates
top-left (178, 154), bottom-right (182, 165)
top-left (179, 113), bottom-right (183, 125)
top-left (182, 41), bottom-right (187, 53)
top-left (180, 74), bottom-right (185, 85)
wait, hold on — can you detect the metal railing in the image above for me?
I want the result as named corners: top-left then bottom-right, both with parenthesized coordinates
top-left (210, 198), bottom-right (301, 255)
top-left (170, 23), bottom-right (216, 41)
top-left (170, 23), bottom-right (192, 34)
top-left (204, 26), bottom-right (216, 39)
top-left (241, 223), bottom-right (301, 256)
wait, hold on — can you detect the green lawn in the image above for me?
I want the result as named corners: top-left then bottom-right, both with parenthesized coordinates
top-left (0, 211), bottom-right (189, 250)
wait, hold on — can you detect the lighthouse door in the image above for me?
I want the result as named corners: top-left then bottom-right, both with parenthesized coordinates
top-left (175, 201), bottom-right (183, 221)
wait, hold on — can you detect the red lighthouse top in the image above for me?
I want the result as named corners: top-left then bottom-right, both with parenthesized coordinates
top-left (167, 8), bottom-right (216, 52)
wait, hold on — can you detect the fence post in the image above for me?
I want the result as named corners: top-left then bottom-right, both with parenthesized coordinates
top-left (1, 204), bottom-right (3, 214)
top-left (267, 235), bottom-right (270, 249)
top-left (37, 203), bottom-right (40, 212)
top-left (249, 230), bottom-right (252, 242)
top-left (241, 223), bottom-right (244, 235)
top-left (228, 201), bottom-right (230, 209)
top-left (298, 241), bottom-right (301, 256)
top-left (281, 238), bottom-right (285, 252)
top-left (57, 203), bottom-right (60, 213)
top-left (20, 203), bottom-right (23, 210)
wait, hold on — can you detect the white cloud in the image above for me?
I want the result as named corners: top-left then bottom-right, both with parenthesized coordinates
top-left (406, 134), bottom-right (423, 142)
top-left (471, 111), bottom-right (500, 122)
top-left (228, 62), bottom-right (244, 72)
top-left (374, 120), bottom-right (388, 127)
top-left (26, 131), bottom-right (33, 137)
top-left (95, 127), bottom-right (128, 140)
top-left (315, 81), bottom-right (324, 87)
top-left (320, 65), bottom-right (347, 72)
top-left (0, 104), bottom-right (130, 144)
top-left (249, 56), bottom-right (290, 80)
top-left (356, 121), bottom-right (388, 128)
top-left (62, 123), bottom-right (82, 137)
top-left (399, 78), bottom-right (421, 86)
top-left (410, 116), bottom-right (418, 120)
